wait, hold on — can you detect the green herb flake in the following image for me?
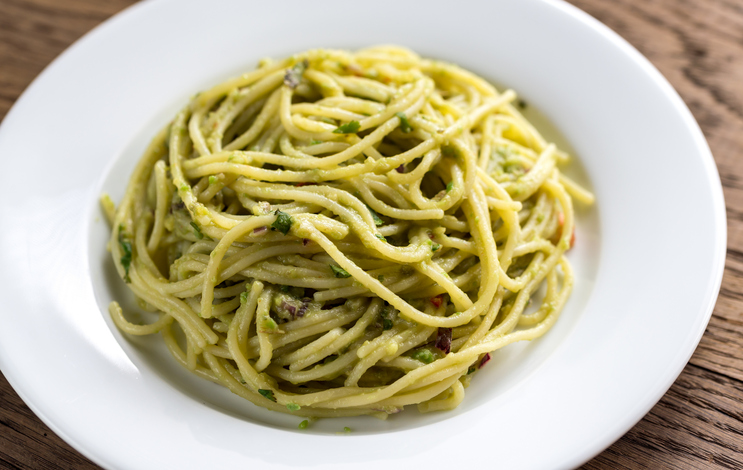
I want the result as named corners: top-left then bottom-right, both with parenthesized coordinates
top-left (261, 317), bottom-right (278, 332)
top-left (382, 318), bottom-right (393, 330)
top-left (332, 120), bottom-right (360, 134)
top-left (431, 243), bottom-right (441, 252)
top-left (298, 420), bottom-right (309, 430)
top-left (240, 291), bottom-right (249, 304)
top-left (364, 203), bottom-right (384, 226)
top-left (375, 233), bottom-right (386, 242)
top-left (284, 59), bottom-right (309, 89)
top-left (208, 175), bottom-right (219, 185)
top-left (258, 389), bottom-right (276, 402)
top-left (310, 139), bottom-right (322, 145)
top-left (330, 265), bottom-right (351, 278)
top-left (271, 210), bottom-right (293, 235)
top-left (412, 349), bottom-right (435, 364)
top-left (378, 274), bottom-right (385, 282)
top-left (467, 366), bottom-right (477, 375)
top-left (446, 181), bottom-right (453, 192)
top-left (395, 112), bottom-right (412, 133)
top-left (343, 427), bottom-right (352, 433)
top-left (118, 226), bottom-right (132, 283)
top-left (286, 403), bottom-right (301, 411)
top-left (190, 221), bottom-right (204, 240)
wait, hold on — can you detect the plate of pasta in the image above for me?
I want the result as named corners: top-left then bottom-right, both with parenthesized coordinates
top-left (0, 0), bottom-right (725, 469)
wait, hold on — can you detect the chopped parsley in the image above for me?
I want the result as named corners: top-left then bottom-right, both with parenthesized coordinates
top-left (411, 349), bottom-right (435, 364)
top-left (446, 181), bottom-right (453, 192)
top-left (118, 226), bottom-right (132, 283)
top-left (258, 389), bottom-right (276, 402)
top-left (333, 120), bottom-right (360, 134)
top-left (310, 139), bottom-right (322, 145)
top-left (378, 274), bottom-right (385, 282)
top-left (343, 427), bottom-right (352, 433)
top-left (190, 221), bottom-right (204, 240)
top-left (395, 112), bottom-right (412, 133)
top-left (364, 203), bottom-right (384, 226)
top-left (330, 265), bottom-right (351, 278)
top-left (380, 306), bottom-right (394, 330)
top-left (240, 290), bottom-right (249, 304)
top-left (286, 403), bottom-right (301, 411)
top-left (270, 210), bottom-right (293, 235)
top-left (208, 175), bottom-right (218, 185)
top-left (284, 59), bottom-right (308, 89)
top-left (374, 233), bottom-right (387, 242)
top-left (298, 420), bottom-right (309, 430)
top-left (431, 243), bottom-right (441, 252)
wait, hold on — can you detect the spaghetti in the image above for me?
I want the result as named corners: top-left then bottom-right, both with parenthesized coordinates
top-left (104, 46), bottom-right (593, 419)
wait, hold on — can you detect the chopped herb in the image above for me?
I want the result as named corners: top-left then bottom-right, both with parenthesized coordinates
top-left (395, 112), bottom-right (412, 133)
top-left (180, 184), bottom-right (189, 192)
top-left (261, 317), bottom-right (278, 332)
top-left (381, 305), bottom-right (394, 330)
top-left (333, 120), bottom-right (360, 134)
top-left (411, 349), bottom-right (435, 364)
top-left (364, 203), bottom-right (384, 226)
top-left (284, 59), bottom-right (308, 89)
top-left (286, 403), bottom-right (301, 411)
top-left (258, 389), bottom-right (276, 402)
top-left (310, 139), bottom-right (322, 145)
top-left (446, 181), bottom-right (453, 192)
top-left (298, 420), bottom-right (309, 429)
top-left (467, 366), bottom-right (477, 375)
top-left (190, 221), bottom-right (204, 240)
top-left (270, 210), bottom-right (293, 235)
top-left (208, 175), bottom-right (219, 185)
top-left (378, 274), bottom-right (385, 282)
top-left (118, 226), bottom-right (132, 283)
top-left (431, 243), bottom-right (441, 252)
top-left (240, 291), bottom-right (249, 304)
top-left (343, 427), bottom-right (352, 433)
top-left (375, 233), bottom-right (386, 242)
top-left (330, 265), bottom-right (351, 278)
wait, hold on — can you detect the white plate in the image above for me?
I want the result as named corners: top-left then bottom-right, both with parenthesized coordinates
top-left (0, 0), bottom-right (725, 468)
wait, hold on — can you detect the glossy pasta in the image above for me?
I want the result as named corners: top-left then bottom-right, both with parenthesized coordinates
top-left (104, 46), bottom-right (593, 419)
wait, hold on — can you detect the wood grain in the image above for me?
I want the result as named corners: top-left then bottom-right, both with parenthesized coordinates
top-left (1, 0), bottom-right (742, 468)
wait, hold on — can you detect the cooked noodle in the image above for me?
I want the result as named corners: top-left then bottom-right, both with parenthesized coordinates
top-left (104, 46), bottom-right (593, 419)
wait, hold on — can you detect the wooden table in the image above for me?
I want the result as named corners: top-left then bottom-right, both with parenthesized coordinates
top-left (1, 0), bottom-right (742, 468)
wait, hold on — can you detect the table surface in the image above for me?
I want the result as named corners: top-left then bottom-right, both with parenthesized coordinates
top-left (1, 0), bottom-right (742, 468)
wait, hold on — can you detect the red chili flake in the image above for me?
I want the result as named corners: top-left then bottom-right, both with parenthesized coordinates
top-left (297, 298), bottom-right (311, 318)
top-left (253, 226), bottom-right (268, 235)
top-left (430, 295), bottom-right (444, 308)
top-left (478, 353), bottom-right (491, 368)
top-left (435, 327), bottom-right (452, 354)
top-left (558, 211), bottom-right (564, 226)
top-left (570, 228), bottom-right (576, 249)
top-left (396, 164), bottom-right (405, 173)
top-left (295, 182), bottom-right (316, 187)
top-left (302, 238), bottom-right (311, 246)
